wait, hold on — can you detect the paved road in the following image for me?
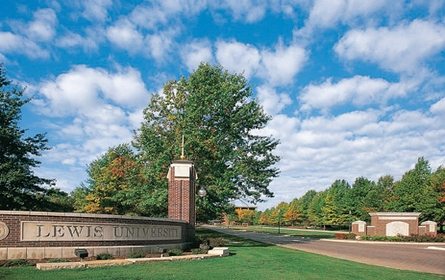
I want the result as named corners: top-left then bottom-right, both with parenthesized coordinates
top-left (205, 226), bottom-right (445, 275)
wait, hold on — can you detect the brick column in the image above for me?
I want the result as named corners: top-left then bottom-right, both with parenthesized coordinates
top-left (167, 160), bottom-right (197, 225)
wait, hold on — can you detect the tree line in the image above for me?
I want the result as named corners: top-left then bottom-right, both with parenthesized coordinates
top-left (231, 157), bottom-right (445, 231)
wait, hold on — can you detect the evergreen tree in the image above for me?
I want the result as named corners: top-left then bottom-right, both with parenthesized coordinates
top-left (0, 65), bottom-right (53, 210)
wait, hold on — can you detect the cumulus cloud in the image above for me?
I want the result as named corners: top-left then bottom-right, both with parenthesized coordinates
top-left (257, 108), bottom-right (445, 209)
top-left (216, 40), bottom-right (306, 85)
top-left (0, 31), bottom-right (49, 59)
top-left (216, 40), bottom-right (261, 78)
top-left (300, 75), bottom-right (418, 111)
top-left (256, 85), bottom-right (292, 115)
top-left (81, 0), bottom-right (112, 22)
top-left (335, 20), bottom-right (445, 73)
top-left (259, 43), bottom-right (306, 86)
top-left (31, 65), bottom-right (151, 187)
top-left (0, 8), bottom-right (57, 59)
top-left (106, 20), bottom-right (144, 52)
top-left (181, 40), bottom-right (213, 71)
top-left (36, 65), bottom-right (149, 116)
top-left (25, 8), bottom-right (57, 42)
top-left (430, 97), bottom-right (445, 115)
top-left (212, 0), bottom-right (267, 23)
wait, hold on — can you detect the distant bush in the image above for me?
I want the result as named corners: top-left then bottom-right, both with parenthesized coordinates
top-left (2, 259), bottom-right (31, 267)
top-left (191, 248), bottom-right (208, 254)
top-left (361, 234), bottom-right (444, 242)
top-left (47, 258), bottom-right (69, 263)
top-left (167, 249), bottom-right (183, 256)
top-left (335, 233), bottom-right (356, 240)
top-left (208, 237), bottom-right (227, 247)
top-left (96, 253), bottom-right (114, 260)
top-left (128, 251), bottom-right (145, 258)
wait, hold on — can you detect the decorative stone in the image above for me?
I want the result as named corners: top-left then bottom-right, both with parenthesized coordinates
top-left (0, 222), bottom-right (9, 240)
top-left (208, 247), bottom-right (229, 256)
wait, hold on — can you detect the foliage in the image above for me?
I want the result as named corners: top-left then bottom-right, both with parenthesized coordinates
top-left (72, 144), bottom-right (165, 216)
top-left (134, 63), bottom-right (279, 220)
top-left (361, 234), bottom-right (445, 242)
top-left (47, 258), bottom-right (69, 263)
top-left (95, 253), bottom-right (114, 260)
top-left (127, 251), bottom-right (146, 258)
top-left (334, 233), bottom-right (356, 240)
top-left (0, 65), bottom-right (63, 210)
top-left (1, 259), bottom-right (31, 267)
top-left (167, 249), bottom-right (183, 256)
top-left (257, 157), bottom-right (444, 230)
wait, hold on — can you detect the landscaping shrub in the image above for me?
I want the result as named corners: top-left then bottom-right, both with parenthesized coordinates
top-left (361, 234), bottom-right (444, 242)
top-left (335, 233), bottom-right (356, 240)
top-left (47, 258), bottom-right (69, 263)
top-left (191, 248), bottom-right (208, 254)
top-left (208, 237), bottom-right (227, 247)
top-left (167, 249), bottom-right (183, 256)
top-left (128, 251), bottom-right (145, 258)
top-left (2, 259), bottom-right (31, 267)
top-left (96, 253), bottom-right (114, 260)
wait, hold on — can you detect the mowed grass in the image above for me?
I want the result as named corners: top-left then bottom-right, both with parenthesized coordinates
top-left (230, 225), bottom-right (338, 239)
top-left (0, 229), bottom-right (443, 280)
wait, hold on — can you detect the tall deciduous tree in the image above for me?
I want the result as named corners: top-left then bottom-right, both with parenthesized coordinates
top-left (0, 65), bottom-right (53, 210)
top-left (134, 64), bottom-right (280, 219)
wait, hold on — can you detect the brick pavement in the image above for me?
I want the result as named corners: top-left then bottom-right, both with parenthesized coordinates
top-left (205, 226), bottom-right (445, 275)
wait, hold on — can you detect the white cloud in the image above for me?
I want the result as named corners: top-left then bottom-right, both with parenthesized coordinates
top-left (335, 20), bottom-right (445, 73)
top-left (216, 40), bottom-right (261, 78)
top-left (216, 40), bottom-right (306, 85)
top-left (36, 65), bottom-right (149, 116)
top-left (0, 31), bottom-right (49, 59)
top-left (144, 29), bottom-right (177, 62)
top-left (430, 97), bottom-right (445, 115)
top-left (181, 40), bottom-right (213, 71)
top-left (295, 0), bottom-right (396, 38)
top-left (106, 20), bottom-right (144, 52)
top-left (212, 0), bottom-right (267, 23)
top-left (25, 8), bottom-right (57, 42)
top-left (81, 0), bottom-right (112, 22)
top-left (31, 65), bottom-right (152, 190)
top-left (56, 31), bottom-right (99, 51)
top-left (300, 75), bottom-right (417, 111)
top-left (259, 43), bottom-right (306, 86)
top-left (257, 107), bottom-right (445, 209)
top-left (256, 85), bottom-right (292, 115)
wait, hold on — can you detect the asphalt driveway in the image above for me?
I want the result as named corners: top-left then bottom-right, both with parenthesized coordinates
top-left (204, 226), bottom-right (445, 275)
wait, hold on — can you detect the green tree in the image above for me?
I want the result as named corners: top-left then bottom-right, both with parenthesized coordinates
top-left (326, 180), bottom-right (351, 225)
top-left (298, 190), bottom-right (317, 225)
top-left (388, 157), bottom-right (436, 220)
top-left (134, 63), bottom-right (279, 220)
top-left (308, 191), bottom-right (326, 227)
top-left (430, 166), bottom-right (445, 230)
top-left (0, 65), bottom-right (53, 210)
top-left (349, 177), bottom-right (375, 221)
top-left (74, 144), bottom-right (165, 216)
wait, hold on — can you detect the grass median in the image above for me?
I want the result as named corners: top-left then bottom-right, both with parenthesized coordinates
top-left (0, 228), bottom-right (443, 280)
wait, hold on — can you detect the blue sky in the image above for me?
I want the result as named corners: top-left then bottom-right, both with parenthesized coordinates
top-left (1, 0), bottom-right (445, 210)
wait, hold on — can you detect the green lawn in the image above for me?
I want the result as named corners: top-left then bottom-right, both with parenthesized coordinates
top-left (0, 229), bottom-right (443, 280)
top-left (230, 225), bottom-right (338, 238)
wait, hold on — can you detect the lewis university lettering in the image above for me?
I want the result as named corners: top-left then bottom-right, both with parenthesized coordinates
top-left (21, 221), bottom-right (181, 241)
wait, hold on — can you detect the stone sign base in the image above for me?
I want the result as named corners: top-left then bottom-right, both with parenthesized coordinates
top-left (1, 244), bottom-right (188, 260)
top-left (0, 211), bottom-right (194, 260)
top-left (352, 212), bottom-right (437, 237)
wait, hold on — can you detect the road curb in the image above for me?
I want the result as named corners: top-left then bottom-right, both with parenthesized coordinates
top-left (320, 238), bottom-right (445, 246)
